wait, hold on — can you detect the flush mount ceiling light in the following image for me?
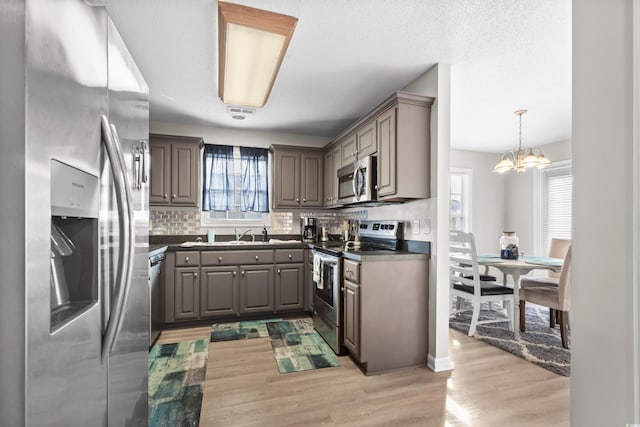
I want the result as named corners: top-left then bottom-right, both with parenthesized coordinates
top-left (493, 109), bottom-right (552, 173)
top-left (218, 1), bottom-right (298, 108)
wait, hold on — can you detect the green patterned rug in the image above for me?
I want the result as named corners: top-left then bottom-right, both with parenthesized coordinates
top-left (210, 318), bottom-right (283, 342)
top-left (148, 340), bottom-right (208, 426)
top-left (266, 319), bottom-right (340, 373)
top-left (210, 318), bottom-right (340, 373)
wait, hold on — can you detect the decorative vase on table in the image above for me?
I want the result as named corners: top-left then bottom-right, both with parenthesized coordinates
top-left (500, 231), bottom-right (519, 259)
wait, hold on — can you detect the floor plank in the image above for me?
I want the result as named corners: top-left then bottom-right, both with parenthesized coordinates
top-left (154, 319), bottom-right (570, 427)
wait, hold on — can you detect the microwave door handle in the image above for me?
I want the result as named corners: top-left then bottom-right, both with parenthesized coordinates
top-left (352, 166), bottom-right (361, 201)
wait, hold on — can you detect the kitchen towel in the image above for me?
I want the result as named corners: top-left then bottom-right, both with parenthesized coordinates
top-left (312, 253), bottom-right (322, 289)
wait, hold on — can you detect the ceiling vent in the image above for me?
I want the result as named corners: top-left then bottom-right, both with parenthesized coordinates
top-left (227, 106), bottom-right (256, 120)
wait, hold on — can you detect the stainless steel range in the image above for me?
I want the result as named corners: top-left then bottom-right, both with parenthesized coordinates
top-left (311, 220), bottom-right (404, 355)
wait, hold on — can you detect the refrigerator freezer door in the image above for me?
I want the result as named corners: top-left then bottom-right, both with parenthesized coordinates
top-left (25, 0), bottom-right (108, 425)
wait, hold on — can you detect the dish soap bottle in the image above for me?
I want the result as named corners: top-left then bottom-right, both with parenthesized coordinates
top-left (261, 226), bottom-right (269, 242)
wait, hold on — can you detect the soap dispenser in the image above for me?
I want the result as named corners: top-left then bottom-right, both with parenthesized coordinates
top-left (261, 226), bottom-right (269, 242)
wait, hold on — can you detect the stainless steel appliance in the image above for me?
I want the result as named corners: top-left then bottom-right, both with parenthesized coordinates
top-left (301, 216), bottom-right (318, 242)
top-left (149, 250), bottom-right (165, 347)
top-left (312, 220), bottom-right (404, 355)
top-left (0, 2), bottom-right (150, 425)
top-left (337, 155), bottom-right (377, 204)
top-left (311, 250), bottom-right (343, 354)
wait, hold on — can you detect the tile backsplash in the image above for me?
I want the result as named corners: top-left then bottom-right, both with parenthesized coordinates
top-left (150, 207), bottom-right (201, 235)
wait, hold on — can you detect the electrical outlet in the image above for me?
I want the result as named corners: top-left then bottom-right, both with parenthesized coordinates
top-left (422, 218), bottom-right (431, 234)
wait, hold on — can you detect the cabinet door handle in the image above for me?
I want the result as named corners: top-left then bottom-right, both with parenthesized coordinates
top-left (233, 271), bottom-right (237, 277)
top-left (218, 256), bottom-right (222, 262)
top-left (296, 198), bottom-right (300, 202)
top-left (288, 254), bottom-right (292, 259)
top-left (172, 194), bottom-right (176, 199)
top-left (185, 256), bottom-right (190, 262)
top-left (163, 194), bottom-right (168, 199)
top-left (255, 255), bottom-right (259, 261)
top-left (241, 271), bottom-right (245, 276)
top-left (194, 272), bottom-right (198, 277)
top-left (302, 198), bottom-right (306, 203)
top-left (341, 287), bottom-right (345, 292)
top-left (374, 185), bottom-right (379, 190)
top-left (277, 269), bottom-right (281, 274)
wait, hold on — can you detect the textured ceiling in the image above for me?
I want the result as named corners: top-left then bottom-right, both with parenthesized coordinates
top-left (101, 0), bottom-right (571, 152)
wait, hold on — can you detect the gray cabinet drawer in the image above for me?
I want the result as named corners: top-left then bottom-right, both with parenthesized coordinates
top-left (176, 251), bottom-right (200, 266)
top-left (275, 248), bottom-right (304, 263)
top-left (201, 250), bottom-right (274, 266)
top-left (343, 259), bottom-right (360, 284)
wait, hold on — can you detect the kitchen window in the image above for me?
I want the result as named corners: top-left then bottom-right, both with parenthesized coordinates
top-left (450, 169), bottom-right (472, 232)
top-left (535, 161), bottom-right (572, 255)
top-left (201, 145), bottom-right (270, 226)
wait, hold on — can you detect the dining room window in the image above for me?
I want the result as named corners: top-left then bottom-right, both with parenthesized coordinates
top-left (201, 144), bottom-right (270, 225)
top-left (450, 169), bottom-right (472, 232)
top-left (536, 161), bottom-right (572, 255)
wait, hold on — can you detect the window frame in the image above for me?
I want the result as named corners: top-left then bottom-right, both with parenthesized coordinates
top-left (450, 168), bottom-right (473, 233)
top-left (200, 145), bottom-right (271, 228)
top-left (534, 159), bottom-right (572, 256)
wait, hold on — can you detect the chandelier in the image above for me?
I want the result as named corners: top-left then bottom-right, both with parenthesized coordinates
top-left (493, 109), bottom-right (552, 173)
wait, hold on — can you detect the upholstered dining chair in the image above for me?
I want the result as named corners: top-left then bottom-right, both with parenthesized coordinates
top-left (519, 246), bottom-right (572, 348)
top-left (450, 230), bottom-right (514, 336)
top-left (520, 238), bottom-right (571, 288)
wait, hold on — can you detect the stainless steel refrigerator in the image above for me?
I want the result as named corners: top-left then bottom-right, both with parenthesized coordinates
top-left (0, 0), bottom-right (150, 425)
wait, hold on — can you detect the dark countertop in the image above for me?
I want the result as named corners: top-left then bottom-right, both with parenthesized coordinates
top-left (148, 235), bottom-right (430, 258)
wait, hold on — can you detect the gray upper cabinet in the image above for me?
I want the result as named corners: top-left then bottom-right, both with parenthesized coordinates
top-left (149, 134), bottom-right (202, 206)
top-left (326, 91), bottom-right (433, 203)
top-left (272, 146), bottom-right (323, 208)
top-left (324, 145), bottom-right (341, 207)
top-left (376, 93), bottom-right (433, 201)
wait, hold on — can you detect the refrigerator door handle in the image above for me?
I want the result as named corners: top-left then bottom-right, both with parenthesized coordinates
top-left (100, 115), bottom-right (135, 359)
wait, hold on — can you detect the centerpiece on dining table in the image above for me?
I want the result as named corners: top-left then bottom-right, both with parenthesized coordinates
top-left (499, 231), bottom-right (519, 259)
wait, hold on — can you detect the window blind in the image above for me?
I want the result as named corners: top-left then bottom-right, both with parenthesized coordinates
top-left (541, 164), bottom-right (572, 255)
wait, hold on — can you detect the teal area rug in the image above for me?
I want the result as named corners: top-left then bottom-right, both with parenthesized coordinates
top-left (267, 319), bottom-right (340, 373)
top-left (210, 318), bottom-right (340, 374)
top-left (210, 318), bottom-right (283, 342)
top-left (148, 340), bottom-right (208, 426)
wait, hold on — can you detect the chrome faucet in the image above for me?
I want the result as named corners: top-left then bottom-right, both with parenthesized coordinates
top-left (236, 228), bottom-right (254, 242)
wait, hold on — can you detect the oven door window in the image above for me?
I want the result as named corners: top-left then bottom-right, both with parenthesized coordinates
top-left (316, 261), bottom-right (336, 308)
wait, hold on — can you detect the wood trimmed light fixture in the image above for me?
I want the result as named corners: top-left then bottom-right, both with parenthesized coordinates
top-left (218, 1), bottom-right (298, 108)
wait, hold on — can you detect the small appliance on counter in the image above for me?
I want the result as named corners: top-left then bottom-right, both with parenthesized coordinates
top-left (301, 216), bottom-right (318, 242)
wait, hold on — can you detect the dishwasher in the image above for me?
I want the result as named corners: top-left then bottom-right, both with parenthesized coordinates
top-left (149, 250), bottom-right (165, 347)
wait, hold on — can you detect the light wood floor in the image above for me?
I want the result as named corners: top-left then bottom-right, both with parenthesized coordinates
top-left (155, 320), bottom-right (570, 427)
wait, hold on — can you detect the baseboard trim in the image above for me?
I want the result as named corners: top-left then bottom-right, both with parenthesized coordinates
top-left (427, 354), bottom-right (453, 372)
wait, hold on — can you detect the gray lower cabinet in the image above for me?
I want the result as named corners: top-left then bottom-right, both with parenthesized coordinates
top-left (200, 266), bottom-right (238, 317)
top-left (239, 265), bottom-right (274, 314)
top-left (165, 248), bottom-right (310, 323)
top-left (342, 255), bottom-right (429, 375)
top-left (174, 266), bottom-right (199, 321)
top-left (275, 263), bottom-right (304, 311)
top-left (343, 279), bottom-right (360, 359)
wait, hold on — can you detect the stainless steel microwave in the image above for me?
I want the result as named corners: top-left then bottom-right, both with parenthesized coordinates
top-left (337, 155), bottom-right (377, 204)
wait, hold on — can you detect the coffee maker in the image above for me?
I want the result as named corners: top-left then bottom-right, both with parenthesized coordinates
top-left (300, 217), bottom-right (318, 242)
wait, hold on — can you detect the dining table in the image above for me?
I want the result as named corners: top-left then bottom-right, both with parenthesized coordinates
top-left (477, 254), bottom-right (564, 339)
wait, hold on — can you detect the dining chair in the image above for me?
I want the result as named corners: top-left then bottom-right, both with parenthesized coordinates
top-left (519, 246), bottom-right (572, 348)
top-left (520, 238), bottom-right (571, 289)
top-left (450, 230), bottom-right (514, 336)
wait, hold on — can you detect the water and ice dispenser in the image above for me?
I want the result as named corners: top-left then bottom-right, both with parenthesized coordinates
top-left (50, 159), bottom-right (99, 331)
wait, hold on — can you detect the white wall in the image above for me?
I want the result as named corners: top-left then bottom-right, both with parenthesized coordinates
top-left (572, 0), bottom-right (639, 424)
top-left (401, 64), bottom-right (453, 372)
top-left (450, 149), bottom-right (506, 254)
